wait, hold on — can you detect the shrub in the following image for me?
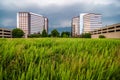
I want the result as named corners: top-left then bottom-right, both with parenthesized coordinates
top-left (28, 34), bottom-right (41, 38)
top-left (12, 28), bottom-right (24, 38)
top-left (99, 35), bottom-right (105, 38)
top-left (51, 29), bottom-right (60, 37)
top-left (42, 29), bottom-right (48, 37)
top-left (61, 31), bottom-right (70, 38)
top-left (81, 33), bottom-right (91, 38)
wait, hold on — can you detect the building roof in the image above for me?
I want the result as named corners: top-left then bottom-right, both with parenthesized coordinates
top-left (18, 12), bottom-right (44, 17)
top-left (0, 28), bottom-right (11, 31)
top-left (85, 13), bottom-right (101, 15)
top-left (91, 23), bottom-right (120, 32)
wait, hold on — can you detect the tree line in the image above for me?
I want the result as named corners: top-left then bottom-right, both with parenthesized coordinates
top-left (12, 28), bottom-right (105, 38)
top-left (12, 28), bottom-right (70, 38)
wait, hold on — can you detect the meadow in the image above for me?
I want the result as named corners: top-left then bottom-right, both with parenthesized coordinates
top-left (0, 38), bottom-right (120, 80)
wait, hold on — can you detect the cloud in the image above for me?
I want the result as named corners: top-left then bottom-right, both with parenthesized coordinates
top-left (52, 20), bottom-right (71, 28)
top-left (1, 18), bottom-right (15, 26)
top-left (0, 0), bottom-right (120, 30)
top-left (60, 20), bottom-right (71, 27)
top-left (0, 0), bottom-right (116, 10)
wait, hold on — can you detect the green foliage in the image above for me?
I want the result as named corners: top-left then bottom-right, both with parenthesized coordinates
top-left (0, 38), bottom-right (120, 80)
top-left (28, 34), bottom-right (41, 38)
top-left (42, 29), bottom-right (48, 37)
top-left (81, 33), bottom-right (91, 38)
top-left (51, 29), bottom-right (60, 37)
top-left (99, 35), bottom-right (106, 38)
top-left (12, 28), bottom-right (24, 38)
top-left (61, 32), bottom-right (70, 37)
top-left (48, 34), bottom-right (51, 37)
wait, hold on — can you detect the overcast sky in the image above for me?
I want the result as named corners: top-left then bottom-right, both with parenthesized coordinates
top-left (0, 0), bottom-right (120, 30)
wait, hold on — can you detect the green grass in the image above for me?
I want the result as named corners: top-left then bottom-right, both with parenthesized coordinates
top-left (0, 38), bottom-right (120, 80)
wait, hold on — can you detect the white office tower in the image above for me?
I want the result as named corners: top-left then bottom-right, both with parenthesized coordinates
top-left (17, 12), bottom-right (48, 37)
top-left (80, 13), bottom-right (87, 34)
top-left (80, 13), bottom-right (102, 34)
top-left (71, 16), bottom-right (80, 37)
top-left (44, 17), bottom-right (48, 33)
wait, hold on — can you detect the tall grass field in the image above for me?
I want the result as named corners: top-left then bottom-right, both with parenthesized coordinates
top-left (0, 38), bottom-right (120, 80)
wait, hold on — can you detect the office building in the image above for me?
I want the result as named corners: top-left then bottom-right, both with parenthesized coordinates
top-left (44, 17), bottom-right (48, 33)
top-left (82, 13), bottom-right (102, 33)
top-left (0, 28), bottom-right (12, 38)
top-left (80, 13), bottom-right (87, 34)
top-left (71, 16), bottom-right (80, 37)
top-left (72, 13), bottom-right (102, 37)
top-left (17, 12), bottom-right (48, 37)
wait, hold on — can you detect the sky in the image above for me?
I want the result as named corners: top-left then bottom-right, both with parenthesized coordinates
top-left (0, 0), bottom-right (120, 32)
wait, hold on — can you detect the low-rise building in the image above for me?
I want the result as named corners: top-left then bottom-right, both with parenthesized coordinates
top-left (91, 23), bottom-right (120, 38)
top-left (0, 28), bottom-right (12, 38)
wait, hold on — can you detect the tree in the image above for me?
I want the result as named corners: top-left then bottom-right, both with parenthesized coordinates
top-left (99, 35), bottom-right (105, 38)
top-left (51, 29), bottom-right (60, 37)
top-left (42, 29), bottom-right (48, 37)
top-left (61, 31), bottom-right (70, 37)
top-left (81, 33), bottom-right (91, 38)
top-left (28, 34), bottom-right (41, 38)
top-left (12, 28), bottom-right (24, 38)
top-left (48, 34), bottom-right (51, 37)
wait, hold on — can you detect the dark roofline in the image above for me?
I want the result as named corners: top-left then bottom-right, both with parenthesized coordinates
top-left (0, 28), bottom-right (12, 31)
top-left (72, 16), bottom-right (80, 19)
top-left (85, 13), bottom-right (101, 15)
top-left (91, 23), bottom-right (120, 31)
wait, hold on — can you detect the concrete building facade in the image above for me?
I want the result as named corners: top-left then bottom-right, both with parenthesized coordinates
top-left (44, 17), bottom-right (48, 33)
top-left (79, 13), bottom-right (102, 34)
top-left (80, 13), bottom-right (87, 34)
top-left (83, 13), bottom-right (102, 33)
top-left (71, 16), bottom-right (80, 37)
top-left (0, 28), bottom-right (12, 38)
top-left (17, 12), bottom-right (48, 37)
top-left (72, 13), bottom-right (102, 37)
top-left (91, 23), bottom-right (120, 38)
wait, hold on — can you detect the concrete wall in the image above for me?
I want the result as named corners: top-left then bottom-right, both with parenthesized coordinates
top-left (92, 32), bottom-right (120, 38)
top-left (0, 28), bottom-right (12, 38)
top-left (91, 23), bottom-right (120, 38)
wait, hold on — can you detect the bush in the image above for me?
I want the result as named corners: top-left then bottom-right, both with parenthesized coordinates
top-left (12, 28), bottom-right (24, 38)
top-left (42, 29), bottom-right (48, 37)
top-left (81, 33), bottom-right (91, 38)
top-left (51, 29), bottom-right (60, 37)
top-left (61, 31), bottom-right (70, 38)
top-left (99, 35), bottom-right (105, 38)
top-left (28, 34), bottom-right (41, 38)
